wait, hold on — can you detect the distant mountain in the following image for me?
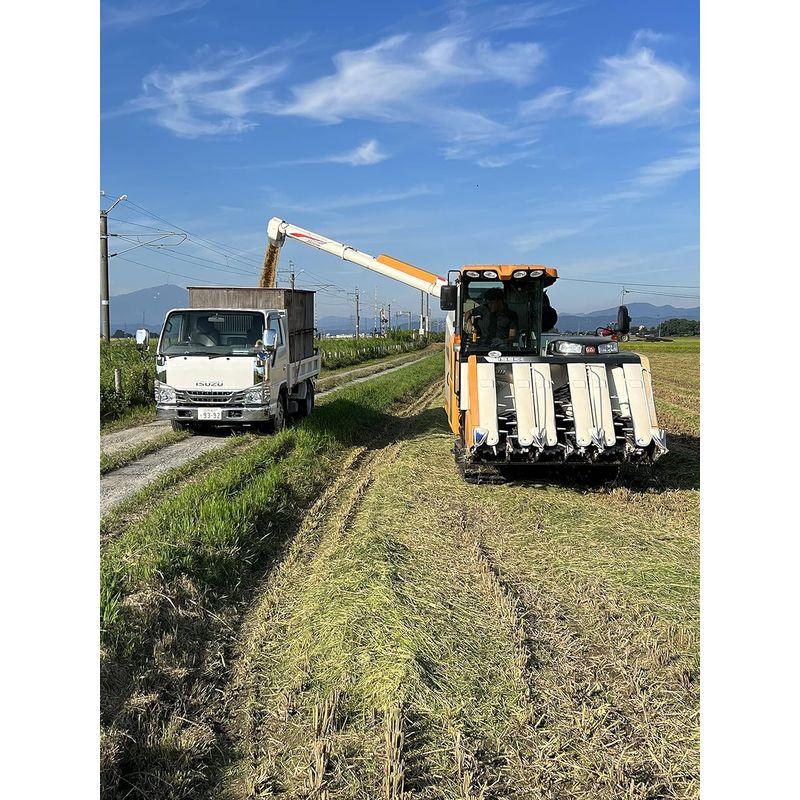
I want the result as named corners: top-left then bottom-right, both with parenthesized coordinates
top-left (556, 303), bottom-right (699, 334)
top-left (109, 284), bottom-right (188, 333)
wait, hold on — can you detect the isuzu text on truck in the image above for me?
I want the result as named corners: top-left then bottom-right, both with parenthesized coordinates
top-left (155, 287), bottom-right (320, 432)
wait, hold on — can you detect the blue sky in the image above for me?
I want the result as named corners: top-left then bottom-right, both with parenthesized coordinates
top-left (101, 0), bottom-right (699, 319)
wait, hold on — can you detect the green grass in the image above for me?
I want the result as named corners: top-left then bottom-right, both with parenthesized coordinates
top-left (100, 339), bottom-right (156, 422)
top-left (623, 336), bottom-right (700, 354)
top-left (318, 332), bottom-right (427, 370)
top-left (100, 352), bottom-right (443, 653)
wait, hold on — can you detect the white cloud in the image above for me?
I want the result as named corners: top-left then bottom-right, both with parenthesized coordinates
top-left (518, 86), bottom-right (572, 118)
top-left (574, 38), bottom-right (693, 126)
top-left (275, 139), bottom-right (390, 167)
top-left (513, 224), bottom-right (590, 251)
top-left (328, 139), bottom-right (389, 166)
top-left (603, 146), bottom-right (699, 200)
top-left (103, 0), bottom-right (208, 29)
top-left (474, 41), bottom-right (545, 86)
top-left (476, 149), bottom-right (537, 168)
top-left (278, 185), bottom-right (432, 213)
top-left (120, 48), bottom-right (288, 138)
top-left (279, 34), bottom-right (545, 125)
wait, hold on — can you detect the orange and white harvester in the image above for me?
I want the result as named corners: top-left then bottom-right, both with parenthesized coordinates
top-left (265, 217), bottom-right (667, 482)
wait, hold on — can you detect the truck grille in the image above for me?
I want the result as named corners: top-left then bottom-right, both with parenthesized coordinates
top-left (175, 388), bottom-right (248, 405)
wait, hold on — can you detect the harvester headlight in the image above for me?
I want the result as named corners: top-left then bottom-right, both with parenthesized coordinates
top-left (244, 385), bottom-right (264, 404)
top-left (598, 342), bottom-right (619, 354)
top-left (483, 270), bottom-right (498, 278)
top-left (512, 270), bottom-right (527, 278)
top-left (465, 270), bottom-right (480, 278)
top-left (553, 341), bottom-right (584, 355)
top-left (155, 380), bottom-right (176, 404)
top-left (528, 269), bottom-right (544, 278)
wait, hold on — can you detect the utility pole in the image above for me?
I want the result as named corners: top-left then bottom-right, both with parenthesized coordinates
top-left (100, 211), bottom-right (110, 342)
top-left (355, 287), bottom-right (361, 339)
top-left (100, 193), bottom-right (127, 342)
top-left (387, 302), bottom-right (391, 333)
top-left (425, 293), bottom-right (430, 337)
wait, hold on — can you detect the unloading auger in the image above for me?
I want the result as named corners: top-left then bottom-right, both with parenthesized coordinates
top-left (265, 217), bottom-right (667, 482)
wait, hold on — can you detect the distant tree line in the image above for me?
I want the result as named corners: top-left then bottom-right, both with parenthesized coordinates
top-left (638, 318), bottom-right (700, 337)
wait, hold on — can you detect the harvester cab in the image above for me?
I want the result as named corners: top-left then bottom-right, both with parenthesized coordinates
top-left (263, 216), bottom-right (667, 482)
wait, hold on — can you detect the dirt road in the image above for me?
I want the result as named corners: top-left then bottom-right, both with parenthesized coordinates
top-left (100, 351), bottom-right (438, 516)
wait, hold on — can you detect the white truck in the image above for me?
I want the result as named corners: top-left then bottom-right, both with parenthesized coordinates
top-left (154, 287), bottom-right (320, 432)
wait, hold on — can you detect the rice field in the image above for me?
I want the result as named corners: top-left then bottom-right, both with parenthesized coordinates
top-left (100, 340), bottom-right (700, 800)
top-left (318, 333), bottom-right (428, 370)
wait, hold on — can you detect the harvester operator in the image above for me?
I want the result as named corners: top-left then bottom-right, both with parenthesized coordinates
top-left (465, 288), bottom-right (519, 348)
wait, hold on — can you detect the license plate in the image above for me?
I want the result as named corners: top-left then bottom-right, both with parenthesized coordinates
top-left (198, 407), bottom-right (223, 421)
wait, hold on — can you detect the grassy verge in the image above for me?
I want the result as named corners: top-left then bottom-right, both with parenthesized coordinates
top-left (316, 342), bottom-right (442, 391)
top-left (100, 339), bottom-right (156, 423)
top-left (100, 403), bottom-right (157, 434)
top-left (101, 353), bottom-right (443, 796)
top-left (100, 430), bottom-right (190, 475)
top-left (100, 434), bottom-right (256, 541)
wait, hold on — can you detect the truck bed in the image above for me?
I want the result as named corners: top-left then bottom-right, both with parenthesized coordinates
top-left (290, 353), bottom-right (321, 387)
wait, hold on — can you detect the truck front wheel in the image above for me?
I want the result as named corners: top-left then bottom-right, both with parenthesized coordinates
top-left (271, 394), bottom-right (287, 433)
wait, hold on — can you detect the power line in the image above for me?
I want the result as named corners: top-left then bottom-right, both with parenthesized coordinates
top-left (136, 245), bottom-right (257, 277)
top-left (558, 276), bottom-right (699, 290)
top-left (115, 255), bottom-right (230, 286)
top-left (621, 289), bottom-right (700, 301)
top-left (125, 199), bottom-right (263, 270)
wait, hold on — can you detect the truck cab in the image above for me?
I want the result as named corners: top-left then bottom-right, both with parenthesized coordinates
top-left (155, 304), bottom-right (319, 432)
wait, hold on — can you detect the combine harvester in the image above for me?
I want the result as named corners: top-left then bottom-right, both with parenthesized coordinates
top-left (265, 217), bottom-right (667, 482)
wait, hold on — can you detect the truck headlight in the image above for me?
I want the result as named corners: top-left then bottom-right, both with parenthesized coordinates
top-left (244, 385), bottom-right (264, 404)
top-left (553, 341), bottom-right (584, 355)
top-left (155, 380), bottom-right (176, 404)
top-left (598, 342), bottom-right (619, 354)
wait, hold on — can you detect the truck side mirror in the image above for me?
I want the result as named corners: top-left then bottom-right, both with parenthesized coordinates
top-left (617, 305), bottom-right (631, 335)
top-left (135, 328), bottom-right (150, 350)
top-left (263, 328), bottom-right (278, 352)
top-left (439, 285), bottom-right (457, 311)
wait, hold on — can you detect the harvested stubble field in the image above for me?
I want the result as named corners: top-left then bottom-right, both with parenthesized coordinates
top-left (100, 341), bottom-right (699, 800)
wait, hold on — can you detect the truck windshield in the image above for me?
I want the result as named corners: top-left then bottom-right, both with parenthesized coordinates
top-left (461, 279), bottom-right (543, 355)
top-left (159, 310), bottom-right (267, 356)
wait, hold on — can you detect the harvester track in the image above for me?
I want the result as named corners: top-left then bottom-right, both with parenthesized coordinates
top-left (221, 382), bottom-right (441, 798)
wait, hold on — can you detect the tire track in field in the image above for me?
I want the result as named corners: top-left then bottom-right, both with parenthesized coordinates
top-left (219, 384), bottom-right (441, 799)
top-left (463, 504), bottom-right (699, 799)
top-left (99, 353), bottom-right (439, 515)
